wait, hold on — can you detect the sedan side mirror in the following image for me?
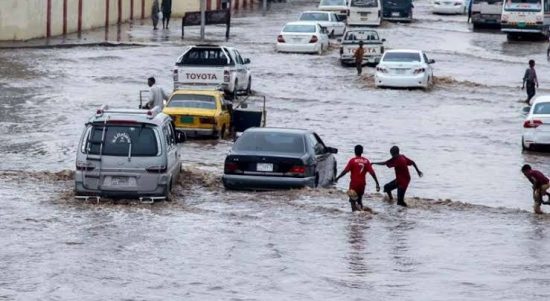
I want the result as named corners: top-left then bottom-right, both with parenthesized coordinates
top-left (382, 38), bottom-right (386, 42)
top-left (428, 59), bottom-right (435, 64)
top-left (326, 147), bottom-right (338, 154)
top-left (244, 58), bottom-right (251, 64)
top-left (522, 106), bottom-right (531, 114)
top-left (175, 131), bottom-right (186, 143)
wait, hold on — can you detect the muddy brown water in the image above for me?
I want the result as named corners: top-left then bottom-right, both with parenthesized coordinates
top-left (2, 0), bottom-right (550, 299)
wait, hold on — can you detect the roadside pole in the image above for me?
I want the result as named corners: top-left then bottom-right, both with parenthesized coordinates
top-left (262, 0), bottom-right (267, 16)
top-left (200, 0), bottom-right (206, 41)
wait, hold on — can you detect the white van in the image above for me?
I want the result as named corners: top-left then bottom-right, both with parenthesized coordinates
top-left (347, 0), bottom-right (382, 26)
top-left (501, 0), bottom-right (549, 39)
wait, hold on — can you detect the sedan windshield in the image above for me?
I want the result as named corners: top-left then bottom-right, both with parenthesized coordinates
top-left (234, 132), bottom-right (306, 154)
top-left (167, 94), bottom-right (217, 109)
top-left (533, 103), bottom-right (550, 114)
top-left (320, 0), bottom-right (347, 5)
top-left (383, 52), bottom-right (421, 62)
top-left (283, 24), bottom-right (317, 33)
top-left (300, 12), bottom-right (330, 21)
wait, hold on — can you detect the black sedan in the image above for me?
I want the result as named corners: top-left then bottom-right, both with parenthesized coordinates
top-left (222, 128), bottom-right (338, 190)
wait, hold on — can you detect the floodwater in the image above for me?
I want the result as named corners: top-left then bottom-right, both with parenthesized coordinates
top-left (2, 0), bottom-right (550, 299)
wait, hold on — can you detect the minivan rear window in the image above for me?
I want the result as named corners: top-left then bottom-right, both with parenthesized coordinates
top-left (167, 94), bottom-right (217, 109)
top-left (86, 125), bottom-right (158, 156)
top-left (383, 52), bottom-right (421, 62)
top-left (234, 132), bottom-right (306, 154)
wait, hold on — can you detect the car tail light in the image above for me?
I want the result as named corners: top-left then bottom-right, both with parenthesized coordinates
top-left (224, 162), bottom-right (239, 173)
top-left (146, 165), bottom-right (167, 173)
top-left (224, 70), bottom-right (230, 82)
top-left (287, 165), bottom-right (306, 176)
top-left (309, 36), bottom-right (318, 43)
top-left (277, 35), bottom-right (285, 43)
top-left (199, 117), bottom-right (216, 124)
top-left (376, 66), bottom-right (388, 73)
top-left (76, 161), bottom-right (95, 171)
top-left (524, 120), bottom-right (543, 128)
top-left (173, 69), bottom-right (178, 81)
top-left (414, 68), bottom-right (425, 74)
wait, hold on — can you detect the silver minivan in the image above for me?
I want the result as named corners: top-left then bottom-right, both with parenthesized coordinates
top-left (75, 106), bottom-right (182, 202)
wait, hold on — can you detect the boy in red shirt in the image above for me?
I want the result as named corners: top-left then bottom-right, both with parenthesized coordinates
top-left (374, 146), bottom-right (423, 207)
top-left (336, 145), bottom-right (380, 212)
top-left (521, 164), bottom-right (550, 214)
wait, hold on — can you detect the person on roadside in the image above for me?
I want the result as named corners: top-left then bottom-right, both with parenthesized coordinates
top-left (521, 164), bottom-right (550, 214)
top-left (373, 146), bottom-right (423, 207)
top-left (145, 77), bottom-right (169, 110)
top-left (152, 0), bottom-right (160, 30)
top-left (522, 59), bottom-right (539, 105)
top-left (336, 145), bottom-right (380, 212)
top-left (354, 40), bottom-right (365, 76)
top-left (162, 0), bottom-right (172, 29)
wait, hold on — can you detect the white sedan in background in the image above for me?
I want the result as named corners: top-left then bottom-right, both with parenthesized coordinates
top-left (299, 11), bottom-right (346, 37)
top-left (375, 49), bottom-right (435, 89)
top-left (432, 0), bottom-right (466, 14)
top-left (318, 0), bottom-right (349, 21)
top-left (522, 96), bottom-right (550, 151)
top-left (276, 22), bottom-right (330, 55)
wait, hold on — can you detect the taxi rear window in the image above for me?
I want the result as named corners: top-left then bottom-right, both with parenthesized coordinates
top-left (167, 94), bottom-right (217, 110)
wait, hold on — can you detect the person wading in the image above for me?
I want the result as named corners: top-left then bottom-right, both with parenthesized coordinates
top-left (336, 145), bottom-right (380, 212)
top-left (354, 40), bottom-right (365, 76)
top-left (145, 77), bottom-right (169, 110)
top-left (373, 146), bottom-right (422, 207)
top-left (522, 59), bottom-right (539, 104)
top-left (521, 164), bottom-right (550, 214)
top-left (152, 0), bottom-right (160, 30)
top-left (162, 0), bottom-right (172, 29)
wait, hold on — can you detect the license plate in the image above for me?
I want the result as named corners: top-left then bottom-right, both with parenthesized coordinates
top-left (257, 163), bottom-right (273, 172)
top-left (111, 176), bottom-right (128, 186)
top-left (395, 69), bottom-right (406, 74)
top-left (518, 22), bottom-right (526, 28)
top-left (180, 116), bottom-right (194, 124)
top-left (392, 12), bottom-right (400, 17)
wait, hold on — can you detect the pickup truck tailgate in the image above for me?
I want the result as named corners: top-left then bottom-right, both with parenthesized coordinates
top-left (174, 67), bottom-right (226, 85)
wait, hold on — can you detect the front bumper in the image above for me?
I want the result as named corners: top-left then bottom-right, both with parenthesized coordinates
top-left (222, 174), bottom-right (316, 190)
top-left (375, 72), bottom-right (428, 88)
top-left (276, 43), bottom-right (320, 54)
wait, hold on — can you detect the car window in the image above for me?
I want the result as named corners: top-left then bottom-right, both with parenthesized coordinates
top-left (163, 123), bottom-right (175, 147)
top-left (344, 30), bottom-right (379, 41)
top-left (351, 0), bottom-right (379, 8)
top-left (234, 132), bottom-right (306, 154)
top-left (534, 103), bottom-right (550, 114)
top-left (283, 24), bottom-right (317, 33)
top-left (300, 12), bottom-right (330, 21)
top-left (233, 50), bottom-right (243, 65)
top-left (423, 53), bottom-right (429, 63)
top-left (86, 125), bottom-right (159, 157)
top-left (320, 0), bottom-right (347, 5)
top-left (383, 52), bottom-right (421, 62)
top-left (167, 94), bottom-right (217, 110)
top-left (179, 48), bottom-right (234, 66)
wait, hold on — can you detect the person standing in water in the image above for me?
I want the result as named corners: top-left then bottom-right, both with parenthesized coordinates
top-left (522, 59), bottom-right (539, 104)
top-left (521, 164), bottom-right (550, 214)
top-left (354, 41), bottom-right (365, 76)
top-left (373, 146), bottom-right (423, 207)
top-left (162, 0), bottom-right (172, 29)
top-left (336, 145), bottom-right (380, 212)
top-left (152, 0), bottom-right (160, 30)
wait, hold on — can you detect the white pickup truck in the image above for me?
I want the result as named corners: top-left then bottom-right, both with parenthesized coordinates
top-left (339, 29), bottom-right (385, 66)
top-left (173, 45), bottom-right (252, 98)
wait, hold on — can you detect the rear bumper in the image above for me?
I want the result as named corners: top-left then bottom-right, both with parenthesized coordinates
top-left (176, 127), bottom-right (216, 137)
top-left (276, 43), bottom-right (320, 54)
top-left (74, 171), bottom-right (171, 199)
top-left (340, 55), bottom-right (381, 64)
top-left (471, 13), bottom-right (501, 24)
top-left (523, 131), bottom-right (550, 148)
top-left (501, 24), bottom-right (543, 33)
top-left (432, 5), bottom-right (464, 14)
top-left (375, 72), bottom-right (429, 88)
top-left (74, 182), bottom-right (168, 198)
top-left (222, 174), bottom-right (316, 189)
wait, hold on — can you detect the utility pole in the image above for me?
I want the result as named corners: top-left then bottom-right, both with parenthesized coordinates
top-left (200, 0), bottom-right (206, 41)
top-left (262, 0), bottom-right (267, 16)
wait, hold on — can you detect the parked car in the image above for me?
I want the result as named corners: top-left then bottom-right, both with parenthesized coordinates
top-left (522, 96), bottom-right (550, 151)
top-left (222, 128), bottom-right (338, 190)
top-left (432, 0), bottom-right (466, 14)
top-left (375, 49), bottom-right (435, 89)
top-left (340, 28), bottom-right (385, 66)
top-left (75, 105), bottom-right (182, 202)
top-left (173, 45), bottom-right (252, 98)
top-left (382, 0), bottom-right (414, 22)
top-left (298, 10), bottom-right (346, 37)
top-left (318, 0), bottom-right (349, 21)
top-left (276, 22), bottom-right (330, 55)
top-left (163, 88), bottom-right (231, 139)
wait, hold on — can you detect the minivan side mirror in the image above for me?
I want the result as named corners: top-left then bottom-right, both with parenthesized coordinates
top-left (428, 59), bottom-right (435, 64)
top-left (244, 58), bottom-right (251, 64)
top-left (175, 131), bottom-right (186, 143)
top-left (326, 147), bottom-right (338, 154)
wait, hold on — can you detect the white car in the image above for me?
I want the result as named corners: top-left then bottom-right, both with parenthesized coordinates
top-left (522, 96), bottom-right (550, 151)
top-left (432, 0), bottom-right (466, 14)
top-left (375, 49), bottom-right (435, 89)
top-left (318, 0), bottom-right (349, 21)
top-left (298, 11), bottom-right (346, 37)
top-left (276, 22), bottom-right (330, 55)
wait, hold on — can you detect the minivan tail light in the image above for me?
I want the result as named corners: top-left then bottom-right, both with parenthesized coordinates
top-left (524, 120), bottom-right (543, 128)
top-left (309, 35), bottom-right (318, 43)
top-left (146, 165), bottom-right (167, 173)
top-left (277, 35), bottom-right (285, 43)
top-left (76, 161), bottom-right (95, 171)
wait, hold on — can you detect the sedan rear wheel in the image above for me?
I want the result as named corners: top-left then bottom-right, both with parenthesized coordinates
top-left (522, 137), bottom-right (529, 151)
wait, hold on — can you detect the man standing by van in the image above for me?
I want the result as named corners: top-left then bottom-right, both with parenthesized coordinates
top-left (522, 59), bottom-right (538, 104)
top-left (336, 145), bottom-right (380, 212)
top-left (374, 146), bottom-right (422, 207)
top-left (145, 77), bottom-right (169, 110)
top-left (354, 41), bottom-right (365, 76)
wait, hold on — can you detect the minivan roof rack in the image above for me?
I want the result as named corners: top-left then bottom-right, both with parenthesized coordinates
top-left (95, 105), bottom-right (162, 119)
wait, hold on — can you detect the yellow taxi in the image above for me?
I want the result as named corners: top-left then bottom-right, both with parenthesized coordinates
top-left (163, 89), bottom-right (231, 138)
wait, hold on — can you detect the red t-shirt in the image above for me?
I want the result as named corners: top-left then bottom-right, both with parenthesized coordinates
top-left (344, 156), bottom-right (374, 195)
top-left (386, 155), bottom-right (414, 189)
top-left (527, 169), bottom-right (550, 188)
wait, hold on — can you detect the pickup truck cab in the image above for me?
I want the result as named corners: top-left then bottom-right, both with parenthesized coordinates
top-left (340, 28), bottom-right (385, 66)
top-left (173, 45), bottom-right (252, 99)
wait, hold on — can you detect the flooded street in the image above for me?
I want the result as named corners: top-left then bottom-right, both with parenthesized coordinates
top-left (2, 0), bottom-right (550, 299)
